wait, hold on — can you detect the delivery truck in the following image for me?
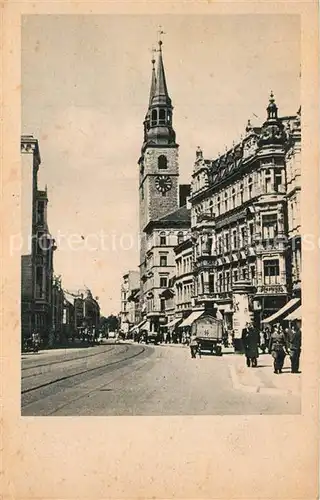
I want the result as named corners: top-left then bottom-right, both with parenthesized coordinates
top-left (191, 313), bottom-right (224, 356)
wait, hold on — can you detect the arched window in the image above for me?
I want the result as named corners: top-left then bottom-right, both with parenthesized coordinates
top-left (160, 231), bottom-right (166, 246)
top-left (159, 109), bottom-right (166, 125)
top-left (224, 192), bottom-right (228, 212)
top-left (248, 177), bottom-right (253, 198)
top-left (158, 155), bottom-right (167, 170)
top-left (151, 109), bottom-right (157, 126)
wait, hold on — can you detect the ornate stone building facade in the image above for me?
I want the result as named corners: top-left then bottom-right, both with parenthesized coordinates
top-left (173, 233), bottom-right (194, 321)
top-left (134, 40), bottom-right (301, 340)
top-left (188, 94), bottom-right (301, 338)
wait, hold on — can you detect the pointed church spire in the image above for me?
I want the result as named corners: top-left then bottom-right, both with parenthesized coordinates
top-left (148, 48), bottom-right (157, 107)
top-left (153, 40), bottom-right (170, 104)
top-left (142, 32), bottom-right (176, 149)
top-left (151, 31), bottom-right (171, 107)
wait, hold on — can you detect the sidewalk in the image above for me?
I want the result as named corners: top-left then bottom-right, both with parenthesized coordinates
top-left (226, 350), bottom-right (301, 396)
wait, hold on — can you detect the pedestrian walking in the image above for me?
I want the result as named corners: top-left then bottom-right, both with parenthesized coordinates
top-left (288, 322), bottom-right (302, 373)
top-left (242, 323), bottom-right (259, 367)
top-left (259, 329), bottom-right (267, 354)
top-left (31, 330), bottom-right (40, 353)
top-left (189, 333), bottom-right (199, 359)
top-left (268, 323), bottom-right (288, 374)
top-left (264, 327), bottom-right (271, 352)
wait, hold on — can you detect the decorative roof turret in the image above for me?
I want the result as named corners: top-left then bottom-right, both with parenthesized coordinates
top-left (245, 119), bottom-right (254, 136)
top-left (267, 91), bottom-right (278, 119)
top-left (196, 146), bottom-right (203, 160)
top-left (258, 92), bottom-right (286, 147)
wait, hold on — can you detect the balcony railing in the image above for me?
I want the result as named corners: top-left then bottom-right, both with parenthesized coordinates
top-left (257, 238), bottom-right (286, 251)
top-left (196, 212), bottom-right (215, 224)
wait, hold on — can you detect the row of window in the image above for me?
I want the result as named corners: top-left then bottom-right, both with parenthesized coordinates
top-left (146, 259), bottom-right (283, 311)
top-left (176, 282), bottom-right (193, 304)
top-left (195, 259), bottom-right (280, 294)
top-left (146, 231), bottom-right (185, 251)
top-left (145, 297), bottom-right (167, 313)
top-left (198, 214), bottom-right (278, 255)
top-left (176, 255), bottom-right (193, 276)
top-left (159, 231), bottom-right (184, 246)
top-left (193, 169), bottom-right (284, 219)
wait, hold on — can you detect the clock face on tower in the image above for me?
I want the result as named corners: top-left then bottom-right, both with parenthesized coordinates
top-left (155, 175), bottom-right (172, 194)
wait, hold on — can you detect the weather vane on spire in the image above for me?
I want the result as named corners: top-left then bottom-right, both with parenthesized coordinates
top-left (157, 26), bottom-right (166, 49)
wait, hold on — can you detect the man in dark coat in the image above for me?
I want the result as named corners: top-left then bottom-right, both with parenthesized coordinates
top-left (242, 323), bottom-right (259, 367)
top-left (288, 322), bottom-right (302, 373)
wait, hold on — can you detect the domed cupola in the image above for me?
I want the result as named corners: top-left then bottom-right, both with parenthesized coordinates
top-left (258, 92), bottom-right (286, 147)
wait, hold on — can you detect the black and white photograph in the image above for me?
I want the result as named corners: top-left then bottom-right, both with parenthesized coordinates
top-left (20, 14), bottom-right (302, 416)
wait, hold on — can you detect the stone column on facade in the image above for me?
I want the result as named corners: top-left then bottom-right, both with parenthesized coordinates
top-left (277, 203), bottom-right (285, 235)
top-left (203, 269), bottom-right (210, 294)
top-left (279, 254), bottom-right (286, 285)
top-left (256, 256), bottom-right (263, 289)
top-left (232, 280), bottom-right (256, 352)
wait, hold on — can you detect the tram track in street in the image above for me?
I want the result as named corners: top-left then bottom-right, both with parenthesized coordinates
top-left (21, 345), bottom-right (116, 380)
top-left (21, 345), bottom-right (146, 398)
top-left (43, 353), bottom-right (152, 416)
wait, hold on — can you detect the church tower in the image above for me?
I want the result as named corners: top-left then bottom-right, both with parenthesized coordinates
top-left (138, 39), bottom-right (179, 273)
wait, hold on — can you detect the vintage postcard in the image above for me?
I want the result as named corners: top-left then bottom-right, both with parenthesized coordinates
top-left (2, 1), bottom-right (319, 499)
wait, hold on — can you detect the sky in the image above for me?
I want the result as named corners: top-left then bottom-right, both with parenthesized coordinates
top-left (22, 14), bottom-right (300, 315)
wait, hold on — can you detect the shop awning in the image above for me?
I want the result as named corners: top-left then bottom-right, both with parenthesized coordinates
top-left (284, 306), bottom-right (301, 321)
top-left (141, 320), bottom-right (151, 331)
top-left (179, 310), bottom-right (204, 328)
top-left (167, 318), bottom-right (181, 328)
top-left (261, 298), bottom-right (301, 324)
top-left (130, 319), bottom-right (147, 332)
